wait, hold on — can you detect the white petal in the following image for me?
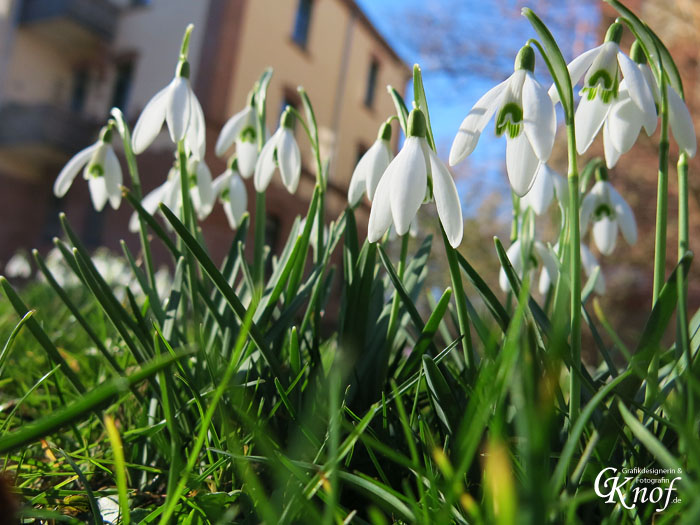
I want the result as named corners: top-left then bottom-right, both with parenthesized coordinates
top-left (165, 77), bottom-right (191, 143)
top-left (607, 96), bottom-right (644, 157)
top-left (278, 129), bottom-right (301, 193)
top-left (522, 73), bottom-right (556, 161)
top-left (581, 243), bottom-right (605, 294)
top-left (609, 185), bottom-right (637, 245)
top-left (390, 137), bottom-right (427, 235)
top-left (551, 170), bottom-right (569, 210)
top-left (347, 161), bottom-right (367, 206)
top-left (499, 240), bottom-right (522, 292)
top-left (364, 140), bottom-right (393, 201)
top-left (191, 161), bottom-right (215, 220)
top-left (617, 51), bottom-right (657, 135)
top-left (215, 106), bottom-right (253, 157)
top-left (104, 146), bottom-right (123, 209)
top-left (212, 170), bottom-right (233, 196)
top-left (449, 79), bottom-right (508, 165)
top-left (254, 132), bottom-right (279, 192)
top-left (538, 266), bottom-right (553, 295)
top-left (668, 86), bottom-right (697, 157)
top-left (575, 95), bottom-right (610, 154)
top-left (367, 164), bottom-right (394, 242)
top-left (593, 216), bottom-right (618, 255)
top-left (87, 175), bottom-right (108, 212)
top-left (224, 174), bottom-right (247, 229)
top-left (132, 85), bottom-right (169, 154)
top-left (236, 139), bottom-right (258, 179)
top-left (506, 133), bottom-right (540, 196)
top-left (185, 92), bottom-right (206, 160)
top-left (534, 242), bottom-right (559, 284)
top-left (428, 148), bottom-right (463, 247)
top-left (580, 191), bottom-right (597, 233)
top-left (520, 163), bottom-right (554, 215)
top-left (549, 45), bottom-right (602, 103)
top-left (54, 143), bottom-right (98, 197)
top-left (603, 120), bottom-right (623, 169)
top-left (640, 64), bottom-right (660, 105)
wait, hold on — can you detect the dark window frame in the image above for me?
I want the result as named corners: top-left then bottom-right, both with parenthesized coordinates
top-left (364, 57), bottom-right (380, 109)
top-left (291, 0), bottom-right (313, 49)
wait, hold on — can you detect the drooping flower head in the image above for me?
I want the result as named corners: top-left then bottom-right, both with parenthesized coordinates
top-left (54, 123), bottom-right (123, 211)
top-left (215, 90), bottom-right (261, 178)
top-left (368, 107), bottom-right (463, 248)
top-left (498, 239), bottom-right (558, 294)
top-left (131, 25), bottom-right (205, 159)
top-left (348, 120), bottom-right (394, 206)
top-left (553, 23), bottom-right (657, 158)
top-left (212, 157), bottom-right (248, 230)
top-left (519, 164), bottom-right (568, 216)
top-left (580, 167), bottom-right (637, 256)
top-left (254, 107), bottom-right (301, 194)
top-left (450, 44), bottom-right (556, 196)
top-left (538, 242), bottom-right (605, 295)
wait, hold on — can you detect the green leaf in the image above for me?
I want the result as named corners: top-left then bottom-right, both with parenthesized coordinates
top-left (422, 355), bottom-right (458, 434)
top-left (412, 64), bottom-right (436, 150)
top-left (0, 351), bottom-right (190, 454)
top-left (387, 85), bottom-right (409, 135)
top-left (522, 8), bottom-right (574, 118)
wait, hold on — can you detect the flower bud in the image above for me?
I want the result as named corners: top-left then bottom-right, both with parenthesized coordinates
top-left (377, 121), bottom-right (392, 142)
top-left (630, 40), bottom-right (646, 64)
top-left (604, 22), bottom-right (623, 44)
top-left (280, 107), bottom-right (295, 129)
top-left (176, 60), bottom-right (190, 79)
top-left (514, 45), bottom-right (535, 73)
top-left (407, 108), bottom-right (427, 138)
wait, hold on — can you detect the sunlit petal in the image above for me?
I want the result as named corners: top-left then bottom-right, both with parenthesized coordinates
top-left (132, 86), bottom-right (169, 154)
top-left (254, 132), bottom-right (279, 192)
top-left (390, 137), bottom-right (427, 235)
top-left (54, 143), bottom-right (98, 197)
top-left (165, 77), bottom-right (191, 143)
top-left (104, 146), bottom-right (123, 209)
top-left (215, 107), bottom-right (253, 157)
top-left (428, 148), bottom-right (463, 247)
top-left (520, 163), bottom-right (554, 215)
top-left (668, 86), bottom-right (697, 157)
top-left (278, 129), bottom-right (301, 193)
top-left (236, 139), bottom-right (258, 179)
top-left (367, 163), bottom-right (395, 243)
top-left (575, 95), bottom-right (610, 154)
top-left (506, 133), bottom-right (540, 196)
top-left (523, 73), bottom-right (556, 161)
top-left (593, 216), bottom-right (618, 255)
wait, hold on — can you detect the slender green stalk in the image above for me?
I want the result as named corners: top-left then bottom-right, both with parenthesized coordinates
top-left (510, 193), bottom-right (520, 242)
top-left (111, 108), bottom-right (156, 289)
top-left (253, 190), bottom-right (266, 287)
top-left (566, 123), bottom-right (581, 425)
top-left (648, 76), bottom-right (670, 406)
top-left (442, 227), bottom-right (474, 372)
top-left (677, 153), bottom-right (691, 423)
top-left (652, 78), bottom-right (670, 304)
top-left (104, 415), bottom-right (130, 525)
top-left (386, 234), bottom-right (409, 346)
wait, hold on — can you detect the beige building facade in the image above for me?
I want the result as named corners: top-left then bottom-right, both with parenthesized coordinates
top-left (0, 0), bottom-right (409, 264)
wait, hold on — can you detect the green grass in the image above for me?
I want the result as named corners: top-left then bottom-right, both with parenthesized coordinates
top-left (2, 3), bottom-right (699, 523)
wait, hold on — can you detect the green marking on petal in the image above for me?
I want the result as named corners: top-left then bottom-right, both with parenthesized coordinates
top-left (239, 126), bottom-right (257, 143)
top-left (87, 163), bottom-right (104, 179)
top-left (189, 173), bottom-right (198, 188)
top-left (594, 203), bottom-right (614, 220)
top-left (582, 69), bottom-right (619, 103)
top-left (495, 102), bottom-right (523, 139)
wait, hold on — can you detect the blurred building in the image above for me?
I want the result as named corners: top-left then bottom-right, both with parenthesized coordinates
top-left (0, 0), bottom-right (410, 265)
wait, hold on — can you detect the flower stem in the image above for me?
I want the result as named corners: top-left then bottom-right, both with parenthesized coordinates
top-left (386, 234), bottom-right (409, 347)
top-left (111, 110), bottom-right (156, 290)
top-left (648, 77), bottom-right (670, 406)
top-left (442, 227), bottom-right (474, 372)
top-left (677, 153), bottom-right (691, 423)
top-left (253, 191), bottom-right (266, 288)
top-left (652, 79), bottom-right (670, 305)
top-left (565, 121), bottom-right (581, 425)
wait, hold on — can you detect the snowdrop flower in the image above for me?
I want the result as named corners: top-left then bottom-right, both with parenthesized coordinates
top-left (498, 239), bottom-right (558, 294)
top-left (54, 124), bottom-right (123, 211)
top-left (450, 45), bottom-right (556, 196)
top-left (212, 159), bottom-right (248, 230)
top-left (128, 166), bottom-right (180, 232)
top-left (552, 24), bottom-right (657, 158)
top-left (581, 175), bottom-right (637, 256)
top-left (348, 121), bottom-right (393, 206)
top-left (369, 107), bottom-right (463, 248)
top-left (538, 243), bottom-right (605, 295)
top-left (519, 164), bottom-right (568, 215)
top-left (215, 94), bottom-right (260, 178)
top-left (5, 252), bottom-right (32, 279)
top-left (254, 107), bottom-right (301, 194)
top-left (187, 157), bottom-right (216, 221)
top-left (606, 40), bottom-right (697, 162)
top-left (132, 56), bottom-right (205, 158)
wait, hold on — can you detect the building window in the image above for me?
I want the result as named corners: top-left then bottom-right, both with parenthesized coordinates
top-left (279, 89), bottom-right (301, 131)
top-left (111, 60), bottom-right (134, 111)
top-left (292, 0), bottom-right (313, 49)
top-left (356, 143), bottom-right (368, 165)
top-left (130, 0), bottom-right (151, 6)
top-left (70, 68), bottom-right (89, 113)
top-left (364, 58), bottom-right (379, 108)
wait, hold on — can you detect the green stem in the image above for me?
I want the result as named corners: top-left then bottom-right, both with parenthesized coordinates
top-left (566, 123), bottom-right (581, 425)
top-left (442, 227), bottom-right (474, 372)
top-left (648, 78), bottom-right (670, 405)
top-left (386, 234), bottom-right (409, 346)
top-left (253, 191), bottom-right (266, 287)
top-left (510, 193), bottom-right (520, 242)
top-left (677, 153), bottom-right (691, 424)
top-left (111, 110), bottom-right (156, 289)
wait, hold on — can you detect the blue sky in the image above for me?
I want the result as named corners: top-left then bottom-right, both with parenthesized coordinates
top-left (354, 0), bottom-right (601, 214)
